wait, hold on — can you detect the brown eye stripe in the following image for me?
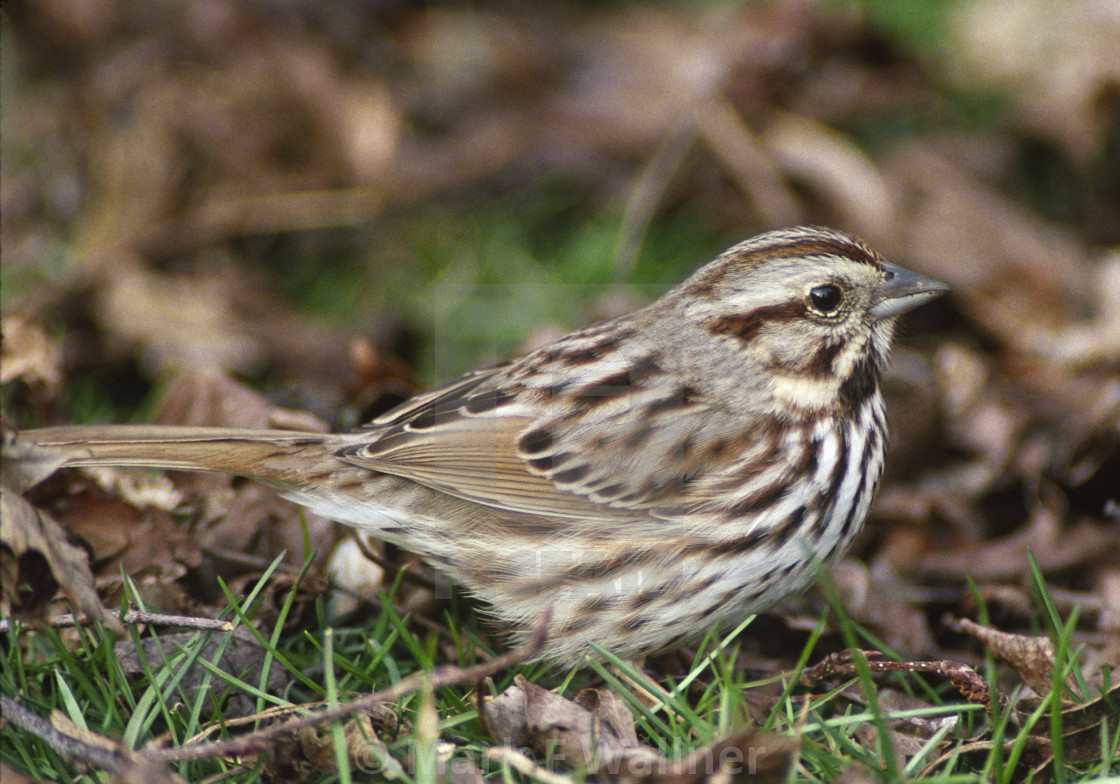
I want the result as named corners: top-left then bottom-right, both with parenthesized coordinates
top-left (706, 302), bottom-right (801, 342)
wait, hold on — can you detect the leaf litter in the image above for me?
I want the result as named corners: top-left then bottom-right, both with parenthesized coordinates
top-left (2, 0), bottom-right (1118, 779)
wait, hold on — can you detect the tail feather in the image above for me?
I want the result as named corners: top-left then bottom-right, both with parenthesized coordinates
top-left (17, 425), bottom-right (336, 482)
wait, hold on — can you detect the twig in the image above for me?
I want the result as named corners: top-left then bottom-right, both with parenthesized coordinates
top-left (149, 611), bottom-right (549, 763)
top-left (0, 610), bottom-right (233, 634)
top-left (0, 694), bottom-right (126, 773)
top-left (800, 649), bottom-right (1007, 710)
top-left (486, 746), bottom-right (574, 784)
top-left (3, 613), bottom-right (546, 778)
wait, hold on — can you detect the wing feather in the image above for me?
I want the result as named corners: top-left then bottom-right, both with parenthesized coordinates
top-left (342, 329), bottom-right (763, 523)
top-left (342, 415), bottom-right (633, 519)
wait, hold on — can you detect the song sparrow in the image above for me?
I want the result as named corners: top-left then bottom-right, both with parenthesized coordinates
top-left (19, 226), bottom-right (947, 663)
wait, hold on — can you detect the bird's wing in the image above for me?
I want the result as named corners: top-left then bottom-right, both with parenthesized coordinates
top-left (343, 365), bottom-right (629, 520)
top-left (339, 359), bottom-right (750, 522)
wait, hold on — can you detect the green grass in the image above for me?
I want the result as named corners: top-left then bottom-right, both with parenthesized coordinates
top-left (4, 551), bottom-right (1116, 783)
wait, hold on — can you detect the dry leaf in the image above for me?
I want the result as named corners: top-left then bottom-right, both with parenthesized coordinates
top-left (0, 315), bottom-right (63, 399)
top-left (953, 0), bottom-right (1120, 160)
top-left (482, 674), bottom-right (659, 769)
top-left (482, 676), bottom-right (799, 782)
top-left (589, 731), bottom-right (798, 784)
top-left (0, 484), bottom-right (121, 633)
top-left (42, 472), bottom-right (202, 584)
top-left (761, 111), bottom-right (895, 244)
top-left (2, 420), bottom-right (80, 494)
top-left (956, 618), bottom-right (1066, 698)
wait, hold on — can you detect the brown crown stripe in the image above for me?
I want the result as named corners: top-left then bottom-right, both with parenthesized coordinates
top-left (712, 236), bottom-right (884, 274)
top-left (738, 237), bottom-right (884, 269)
top-left (686, 234), bottom-right (884, 297)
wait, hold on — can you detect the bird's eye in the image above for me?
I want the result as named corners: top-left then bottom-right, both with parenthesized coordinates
top-left (808, 284), bottom-right (843, 314)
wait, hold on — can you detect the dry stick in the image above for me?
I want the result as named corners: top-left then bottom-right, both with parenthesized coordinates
top-left (800, 649), bottom-right (1007, 710)
top-left (2, 615), bottom-right (546, 775)
top-left (0, 694), bottom-right (127, 774)
top-left (487, 746), bottom-right (574, 784)
top-left (148, 612), bottom-right (549, 764)
top-left (0, 610), bottom-right (233, 634)
top-left (121, 610), bottom-right (232, 631)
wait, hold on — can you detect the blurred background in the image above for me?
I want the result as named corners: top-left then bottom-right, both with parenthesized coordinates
top-left (2, 0), bottom-right (1119, 656)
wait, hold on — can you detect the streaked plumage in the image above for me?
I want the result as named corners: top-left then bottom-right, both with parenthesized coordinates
top-left (18, 226), bottom-right (948, 662)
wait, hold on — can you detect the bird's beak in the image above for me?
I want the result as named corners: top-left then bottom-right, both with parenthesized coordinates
top-left (869, 262), bottom-right (950, 319)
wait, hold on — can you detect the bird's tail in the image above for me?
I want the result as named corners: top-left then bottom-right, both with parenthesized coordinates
top-left (10, 424), bottom-right (341, 488)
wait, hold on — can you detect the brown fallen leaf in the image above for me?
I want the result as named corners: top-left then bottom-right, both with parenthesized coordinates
top-left (0, 762), bottom-right (37, 784)
top-left (262, 712), bottom-right (390, 783)
top-left (0, 483), bottom-right (121, 633)
top-left (588, 731), bottom-right (799, 784)
top-left (41, 471), bottom-right (203, 585)
top-left (954, 618), bottom-right (1073, 699)
top-left (853, 723), bottom-right (922, 774)
top-left (481, 673), bottom-right (659, 769)
top-left (953, 0), bottom-right (1120, 161)
top-left (0, 314), bottom-right (63, 401)
top-left (1050, 684), bottom-right (1120, 767)
top-left (920, 682), bottom-right (1120, 780)
top-left (481, 675), bottom-right (799, 783)
top-left (1014, 681), bottom-right (1120, 739)
top-left (93, 255), bottom-right (267, 374)
top-left (908, 490), bottom-right (1119, 582)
